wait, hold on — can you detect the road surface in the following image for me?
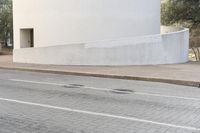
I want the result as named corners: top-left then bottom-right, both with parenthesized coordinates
top-left (0, 69), bottom-right (200, 133)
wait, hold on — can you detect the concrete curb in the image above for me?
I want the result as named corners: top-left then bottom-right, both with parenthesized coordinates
top-left (0, 66), bottom-right (200, 88)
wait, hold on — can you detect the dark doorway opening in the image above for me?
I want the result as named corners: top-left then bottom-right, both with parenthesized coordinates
top-left (20, 28), bottom-right (34, 48)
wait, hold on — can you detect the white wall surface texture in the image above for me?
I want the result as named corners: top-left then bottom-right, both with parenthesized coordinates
top-left (13, 28), bottom-right (189, 65)
top-left (13, 0), bottom-right (160, 49)
top-left (13, 0), bottom-right (189, 65)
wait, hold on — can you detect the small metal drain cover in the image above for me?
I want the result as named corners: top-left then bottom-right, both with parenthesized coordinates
top-left (111, 89), bottom-right (134, 94)
top-left (69, 84), bottom-right (84, 87)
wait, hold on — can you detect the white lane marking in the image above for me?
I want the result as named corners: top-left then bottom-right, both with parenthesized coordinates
top-left (135, 92), bottom-right (200, 101)
top-left (0, 97), bottom-right (199, 131)
top-left (9, 79), bottom-right (200, 101)
top-left (10, 79), bottom-right (66, 86)
top-left (9, 79), bottom-right (119, 92)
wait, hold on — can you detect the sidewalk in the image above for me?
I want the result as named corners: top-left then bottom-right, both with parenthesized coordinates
top-left (0, 55), bottom-right (200, 87)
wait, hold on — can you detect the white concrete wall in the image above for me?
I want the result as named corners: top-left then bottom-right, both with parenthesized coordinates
top-left (13, 0), bottom-right (161, 49)
top-left (13, 0), bottom-right (189, 66)
top-left (13, 27), bottom-right (189, 65)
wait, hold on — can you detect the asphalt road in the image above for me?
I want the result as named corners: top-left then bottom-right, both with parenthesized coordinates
top-left (0, 69), bottom-right (200, 133)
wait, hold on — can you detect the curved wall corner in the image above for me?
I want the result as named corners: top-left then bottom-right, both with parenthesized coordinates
top-left (161, 27), bottom-right (189, 64)
top-left (13, 27), bottom-right (189, 66)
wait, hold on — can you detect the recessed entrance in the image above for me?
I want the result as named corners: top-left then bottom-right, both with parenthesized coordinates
top-left (20, 29), bottom-right (34, 48)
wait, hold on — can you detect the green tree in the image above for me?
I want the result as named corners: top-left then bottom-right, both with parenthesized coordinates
top-left (161, 0), bottom-right (200, 28)
top-left (0, 0), bottom-right (13, 47)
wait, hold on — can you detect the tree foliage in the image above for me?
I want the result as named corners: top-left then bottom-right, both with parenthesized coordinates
top-left (0, 0), bottom-right (12, 47)
top-left (161, 0), bottom-right (200, 28)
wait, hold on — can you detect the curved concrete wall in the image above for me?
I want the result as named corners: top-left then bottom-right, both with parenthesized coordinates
top-left (13, 0), bottom-right (160, 49)
top-left (13, 27), bottom-right (189, 65)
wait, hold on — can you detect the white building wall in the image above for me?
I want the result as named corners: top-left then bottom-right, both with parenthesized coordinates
top-left (13, 28), bottom-right (189, 65)
top-left (13, 0), bottom-right (189, 65)
top-left (13, 0), bottom-right (161, 49)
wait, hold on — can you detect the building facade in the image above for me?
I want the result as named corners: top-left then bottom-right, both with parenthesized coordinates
top-left (13, 0), bottom-right (189, 65)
